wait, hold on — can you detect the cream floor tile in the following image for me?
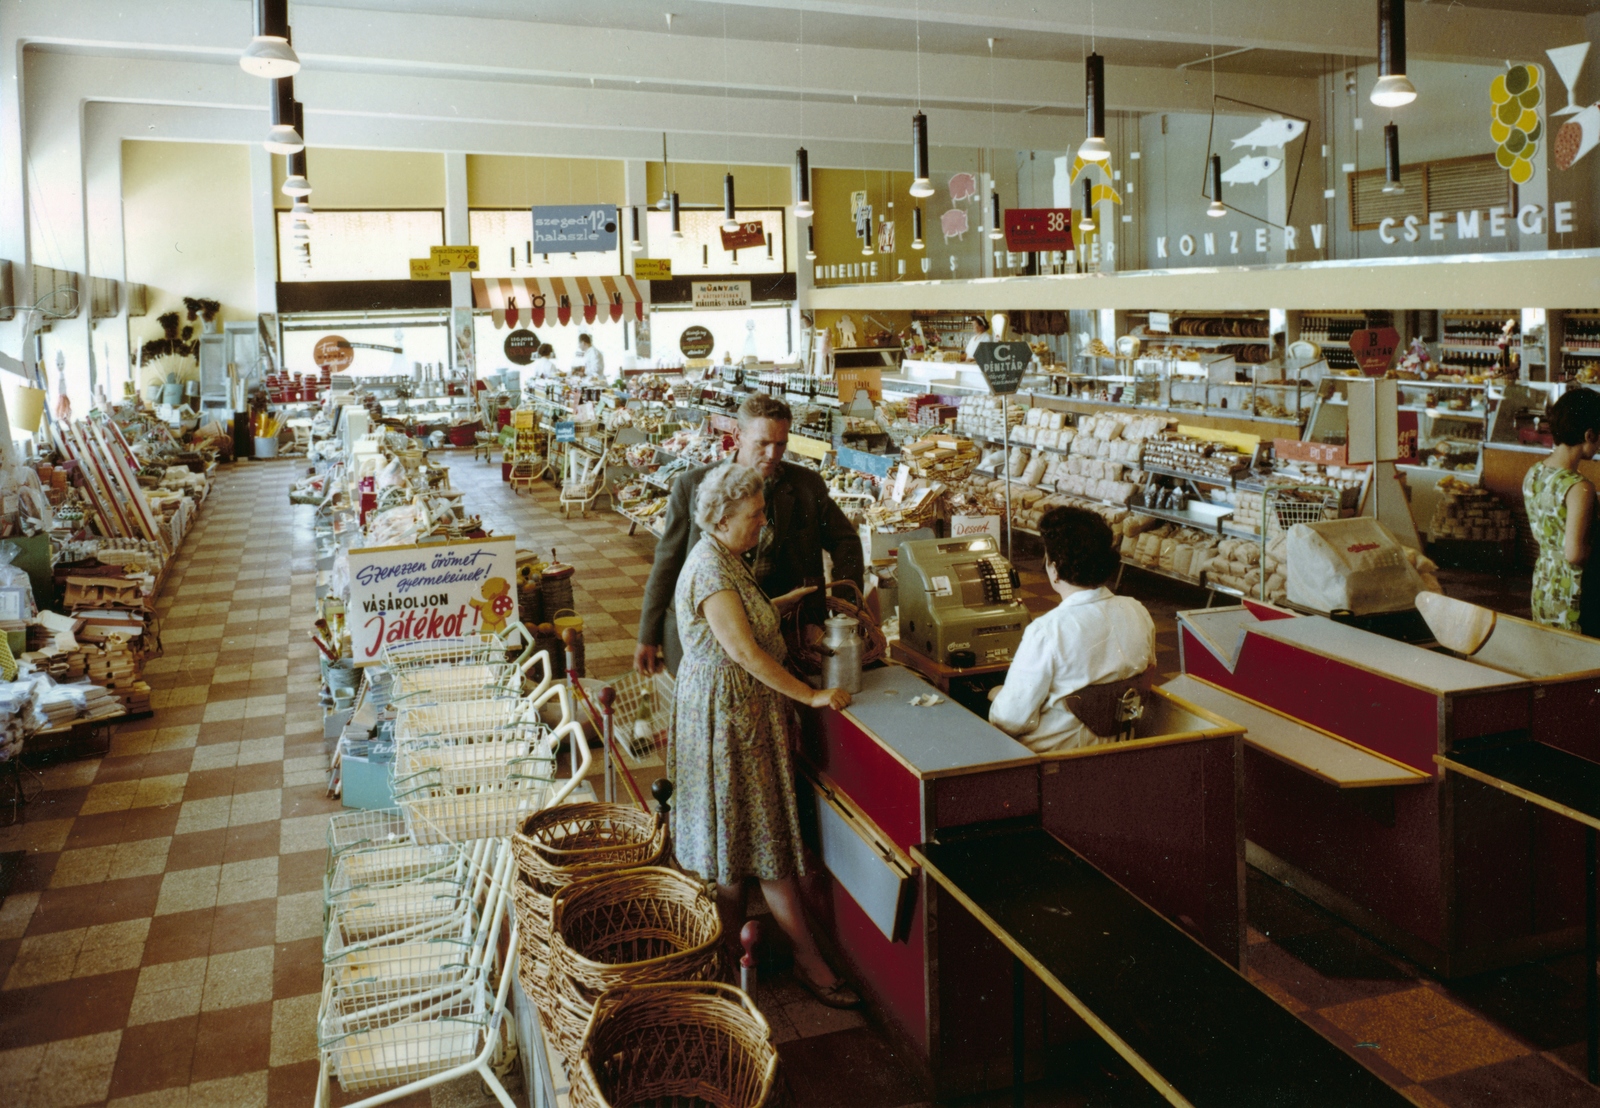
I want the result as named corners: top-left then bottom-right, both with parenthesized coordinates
top-left (0, 818), bottom-right (72, 855)
top-left (186, 1071), bottom-right (267, 1108)
top-left (154, 865), bottom-right (220, 916)
top-left (268, 993), bottom-right (321, 1067)
top-left (216, 855), bottom-right (278, 906)
top-left (243, 694), bottom-right (286, 718)
top-left (285, 767), bottom-right (325, 789)
top-left (274, 890), bottom-right (323, 943)
top-left (210, 664), bottom-right (252, 684)
top-left (0, 1042), bottom-right (46, 1100)
top-left (173, 795), bottom-right (232, 837)
top-left (164, 684), bottom-right (212, 707)
top-left (80, 779), bottom-right (139, 815)
top-left (25, 1030), bottom-right (121, 1108)
top-left (0, 890), bottom-right (40, 939)
top-left (187, 622), bottom-right (226, 641)
top-left (127, 956), bottom-right (207, 1026)
top-left (278, 813), bottom-right (330, 855)
top-left (200, 698), bottom-right (247, 723)
top-left (108, 1088), bottom-right (192, 1108)
top-left (110, 836), bottom-right (175, 881)
top-left (249, 658), bottom-right (289, 678)
top-left (132, 774), bottom-right (188, 809)
top-left (48, 844), bottom-right (119, 888)
top-left (3, 929), bottom-right (82, 990)
top-left (200, 946), bottom-right (275, 1011)
top-left (256, 605), bottom-right (292, 621)
top-left (236, 736), bottom-right (284, 765)
top-left (227, 788), bottom-right (282, 826)
top-left (39, 760), bottom-right (101, 790)
top-left (189, 743), bottom-right (241, 773)
top-left (137, 655), bottom-right (182, 675)
top-left (149, 724), bottom-right (201, 752)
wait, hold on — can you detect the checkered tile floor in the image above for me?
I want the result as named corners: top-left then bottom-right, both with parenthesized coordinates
top-left (0, 454), bottom-right (1591, 1107)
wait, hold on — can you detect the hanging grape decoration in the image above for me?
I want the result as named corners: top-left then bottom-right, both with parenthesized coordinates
top-left (1490, 64), bottom-right (1544, 186)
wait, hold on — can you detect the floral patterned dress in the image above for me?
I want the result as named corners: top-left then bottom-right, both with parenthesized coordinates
top-left (668, 535), bottom-right (806, 886)
top-left (1524, 462), bottom-right (1597, 633)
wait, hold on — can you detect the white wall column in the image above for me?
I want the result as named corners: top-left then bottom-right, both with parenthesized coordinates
top-left (622, 158), bottom-right (651, 360)
top-left (248, 144), bottom-right (278, 315)
top-left (443, 151), bottom-right (469, 310)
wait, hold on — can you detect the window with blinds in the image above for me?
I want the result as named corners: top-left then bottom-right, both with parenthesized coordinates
top-left (277, 209), bottom-right (444, 282)
top-left (1347, 154), bottom-right (1513, 232)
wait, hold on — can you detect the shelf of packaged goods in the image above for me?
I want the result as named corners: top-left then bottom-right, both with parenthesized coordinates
top-left (615, 505), bottom-right (666, 538)
top-left (1128, 501), bottom-right (1237, 534)
top-left (1132, 330), bottom-right (1273, 347)
top-left (1141, 463), bottom-right (1255, 488)
top-left (1118, 557), bottom-right (1244, 598)
top-left (1562, 347), bottom-right (1600, 357)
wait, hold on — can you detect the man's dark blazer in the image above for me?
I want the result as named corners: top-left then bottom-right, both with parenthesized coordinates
top-left (637, 460), bottom-right (864, 674)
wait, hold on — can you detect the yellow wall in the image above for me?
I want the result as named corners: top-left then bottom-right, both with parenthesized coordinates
top-left (810, 168), bottom-right (918, 281)
top-left (272, 148), bottom-right (446, 209)
top-left (812, 309), bottom-right (913, 345)
top-left (121, 140), bottom-right (256, 366)
top-left (467, 155), bottom-right (624, 207)
top-left (646, 161), bottom-right (791, 207)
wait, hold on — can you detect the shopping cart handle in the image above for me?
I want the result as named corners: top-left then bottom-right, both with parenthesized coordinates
top-left (546, 719), bottom-right (591, 807)
top-left (519, 648), bottom-right (553, 699)
top-left (525, 681), bottom-right (571, 729)
top-left (502, 620), bottom-right (537, 672)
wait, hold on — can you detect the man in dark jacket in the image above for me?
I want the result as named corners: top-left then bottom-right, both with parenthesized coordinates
top-left (635, 395), bottom-right (863, 675)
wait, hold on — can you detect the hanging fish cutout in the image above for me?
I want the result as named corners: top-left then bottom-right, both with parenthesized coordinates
top-left (1231, 118), bottom-right (1308, 149)
top-left (1222, 156), bottom-right (1282, 185)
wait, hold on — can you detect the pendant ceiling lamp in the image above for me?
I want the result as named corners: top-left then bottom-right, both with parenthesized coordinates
top-left (912, 207), bottom-right (925, 250)
top-left (1206, 153), bottom-right (1226, 217)
top-left (1080, 52), bottom-right (1111, 161)
top-left (989, 191), bottom-right (1005, 240)
top-left (629, 206), bottom-right (643, 251)
top-left (910, 112), bottom-right (935, 198)
top-left (291, 196), bottom-right (313, 216)
top-left (1371, 0), bottom-right (1417, 107)
top-left (656, 133), bottom-right (673, 210)
top-left (281, 102), bottom-right (311, 196)
top-left (264, 76), bottom-right (303, 154)
top-left (1079, 177), bottom-right (1095, 233)
top-left (793, 147), bottom-right (813, 219)
top-left (1383, 123), bottom-right (1405, 192)
top-left (722, 173), bottom-right (740, 232)
top-left (805, 224), bottom-right (816, 261)
top-left (669, 192), bottom-right (683, 238)
top-left (241, 0), bottom-right (300, 78)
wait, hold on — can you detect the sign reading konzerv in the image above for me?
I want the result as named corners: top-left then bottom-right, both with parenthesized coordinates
top-left (531, 205), bottom-right (618, 254)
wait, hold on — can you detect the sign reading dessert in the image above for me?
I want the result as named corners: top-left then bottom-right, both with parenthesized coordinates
top-left (348, 535), bottom-right (519, 665)
top-left (530, 205), bottom-right (618, 254)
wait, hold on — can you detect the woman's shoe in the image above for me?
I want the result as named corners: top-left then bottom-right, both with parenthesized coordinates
top-left (794, 966), bottom-right (863, 1009)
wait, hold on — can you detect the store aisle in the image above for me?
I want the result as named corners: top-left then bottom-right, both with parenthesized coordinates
top-left (0, 454), bottom-right (1591, 1108)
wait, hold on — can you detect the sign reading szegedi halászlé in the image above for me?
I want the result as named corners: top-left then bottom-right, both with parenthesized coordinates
top-left (974, 341), bottom-right (1032, 396)
top-left (348, 535), bottom-right (518, 665)
top-left (531, 205), bottom-right (619, 254)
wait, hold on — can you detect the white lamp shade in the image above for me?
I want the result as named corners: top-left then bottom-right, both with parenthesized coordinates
top-left (281, 175), bottom-right (312, 197)
top-left (291, 197), bottom-right (313, 215)
top-left (909, 178), bottom-right (935, 198)
top-left (241, 37), bottom-right (300, 78)
top-left (794, 200), bottom-right (813, 218)
top-left (1371, 74), bottom-right (1417, 107)
top-left (1078, 135), bottom-right (1111, 161)
top-left (264, 125), bottom-right (303, 155)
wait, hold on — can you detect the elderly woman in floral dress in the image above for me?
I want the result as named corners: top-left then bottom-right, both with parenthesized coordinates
top-left (668, 461), bottom-right (860, 1008)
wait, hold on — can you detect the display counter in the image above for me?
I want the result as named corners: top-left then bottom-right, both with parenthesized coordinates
top-left (1178, 604), bottom-right (1595, 977)
top-left (799, 662), bottom-right (1245, 1097)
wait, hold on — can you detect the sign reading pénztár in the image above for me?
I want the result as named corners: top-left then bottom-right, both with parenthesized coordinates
top-left (347, 535), bottom-right (519, 665)
top-left (531, 205), bottom-right (619, 254)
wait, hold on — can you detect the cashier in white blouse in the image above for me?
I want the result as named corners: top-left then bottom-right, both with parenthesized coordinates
top-left (577, 333), bottom-right (606, 383)
top-left (963, 316), bottom-right (992, 361)
top-left (988, 506), bottom-right (1156, 753)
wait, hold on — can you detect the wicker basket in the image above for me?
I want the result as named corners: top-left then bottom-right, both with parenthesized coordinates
top-left (509, 803), bottom-right (669, 990)
top-left (570, 981), bottom-right (780, 1108)
top-left (544, 866), bottom-right (722, 1066)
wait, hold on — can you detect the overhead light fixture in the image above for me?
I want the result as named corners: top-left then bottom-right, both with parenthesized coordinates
top-left (1207, 153), bottom-right (1226, 217)
top-left (1079, 177), bottom-right (1096, 233)
top-left (241, 0), bottom-right (300, 78)
top-left (910, 112), bottom-right (935, 197)
top-left (1079, 52), bottom-right (1111, 161)
top-left (281, 100), bottom-right (311, 195)
top-left (861, 225), bottom-right (874, 256)
top-left (629, 206), bottom-right (643, 252)
top-left (669, 192), bottom-right (683, 238)
top-left (1371, 0), bottom-right (1417, 107)
top-left (805, 224), bottom-right (816, 261)
top-left (912, 207), bottom-right (925, 250)
top-left (989, 191), bottom-right (1005, 240)
top-left (656, 132), bottom-right (673, 209)
top-left (722, 173), bottom-right (740, 232)
top-left (291, 196), bottom-right (313, 216)
top-left (264, 76), bottom-right (302, 154)
top-left (1383, 123), bottom-right (1405, 193)
top-left (793, 147), bottom-right (813, 218)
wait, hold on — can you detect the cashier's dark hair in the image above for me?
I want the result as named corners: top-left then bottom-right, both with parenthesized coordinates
top-left (1549, 387), bottom-right (1600, 446)
top-left (1038, 506), bottom-right (1119, 588)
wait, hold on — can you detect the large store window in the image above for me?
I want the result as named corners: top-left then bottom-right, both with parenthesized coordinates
top-left (649, 304), bottom-right (794, 365)
top-left (278, 311), bottom-right (449, 376)
top-left (469, 210), bottom-right (622, 278)
top-left (645, 209), bottom-right (786, 275)
top-left (277, 210), bottom-right (444, 282)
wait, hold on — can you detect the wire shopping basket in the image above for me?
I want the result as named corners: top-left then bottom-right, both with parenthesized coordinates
top-left (598, 669), bottom-right (674, 767)
top-left (393, 681), bottom-right (569, 743)
top-left (381, 623), bottom-right (549, 705)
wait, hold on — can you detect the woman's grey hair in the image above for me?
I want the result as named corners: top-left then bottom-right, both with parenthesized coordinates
top-left (694, 462), bottom-right (764, 533)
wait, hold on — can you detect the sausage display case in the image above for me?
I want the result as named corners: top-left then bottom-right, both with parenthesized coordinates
top-left (1177, 604), bottom-right (1596, 976)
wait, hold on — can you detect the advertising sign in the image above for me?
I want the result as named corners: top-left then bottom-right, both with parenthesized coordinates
top-left (1349, 327), bottom-right (1402, 376)
top-left (409, 258), bottom-right (450, 280)
top-left (951, 514), bottom-right (1002, 540)
top-left (531, 205), bottom-right (619, 254)
top-left (633, 258), bottom-right (673, 281)
top-left (554, 421), bottom-right (577, 442)
top-left (692, 281), bottom-right (752, 309)
top-left (429, 245), bottom-right (480, 271)
top-left (504, 329), bottom-right (539, 365)
top-left (974, 341), bottom-right (1033, 396)
top-left (719, 221), bottom-right (766, 251)
top-left (347, 535), bottom-right (518, 666)
top-left (679, 325), bottom-right (715, 358)
top-left (1003, 208), bottom-right (1075, 252)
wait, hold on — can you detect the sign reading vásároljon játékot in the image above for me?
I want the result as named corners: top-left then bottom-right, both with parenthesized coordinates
top-left (348, 535), bottom-right (518, 665)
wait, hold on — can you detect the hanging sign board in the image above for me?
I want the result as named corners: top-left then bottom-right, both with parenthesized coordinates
top-left (1349, 327), bottom-right (1402, 377)
top-left (836, 368), bottom-right (882, 405)
top-left (314, 335), bottom-right (355, 370)
top-left (504, 330), bottom-right (539, 365)
top-left (429, 245), bottom-right (480, 272)
top-left (1003, 208), bottom-right (1075, 252)
top-left (719, 221), bottom-right (766, 251)
top-left (837, 445), bottom-right (896, 479)
top-left (409, 258), bottom-right (451, 281)
top-left (531, 205), bottom-right (618, 254)
top-left (679, 325), bottom-right (715, 358)
top-left (692, 281), bottom-right (752, 310)
top-left (633, 258), bottom-right (673, 281)
top-left (554, 420), bottom-right (577, 442)
top-left (951, 514), bottom-right (1002, 540)
top-left (974, 341), bottom-right (1033, 396)
top-left (347, 534), bottom-right (518, 666)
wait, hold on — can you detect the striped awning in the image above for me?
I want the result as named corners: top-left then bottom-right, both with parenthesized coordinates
top-left (471, 276), bottom-right (643, 326)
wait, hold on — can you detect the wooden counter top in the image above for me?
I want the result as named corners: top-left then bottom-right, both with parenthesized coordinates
top-left (836, 664), bottom-right (1037, 782)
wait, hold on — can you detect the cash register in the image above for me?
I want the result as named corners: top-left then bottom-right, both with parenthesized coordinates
top-left (897, 536), bottom-right (1031, 669)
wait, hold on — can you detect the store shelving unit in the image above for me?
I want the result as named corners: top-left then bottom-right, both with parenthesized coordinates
top-left (1439, 309), bottom-right (1519, 377)
top-left (1560, 309), bottom-right (1600, 384)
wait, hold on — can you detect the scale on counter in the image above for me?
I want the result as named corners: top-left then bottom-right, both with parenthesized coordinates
top-left (897, 536), bottom-right (1030, 668)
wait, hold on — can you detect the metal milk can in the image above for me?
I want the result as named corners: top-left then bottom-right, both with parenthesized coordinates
top-left (819, 612), bottom-right (863, 694)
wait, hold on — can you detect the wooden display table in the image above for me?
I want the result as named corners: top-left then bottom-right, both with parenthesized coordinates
top-left (915, 825), bottom-right (1413, 1108)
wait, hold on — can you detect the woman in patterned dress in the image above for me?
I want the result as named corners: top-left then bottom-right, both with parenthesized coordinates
top-left (1524, 388), bottom-right (1600, 635)
top-left (669, 462), bottom-right (860, 1007)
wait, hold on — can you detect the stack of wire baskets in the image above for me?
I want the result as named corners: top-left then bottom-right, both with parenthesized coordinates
top-left (383, 627), bottom-right (549, 706)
